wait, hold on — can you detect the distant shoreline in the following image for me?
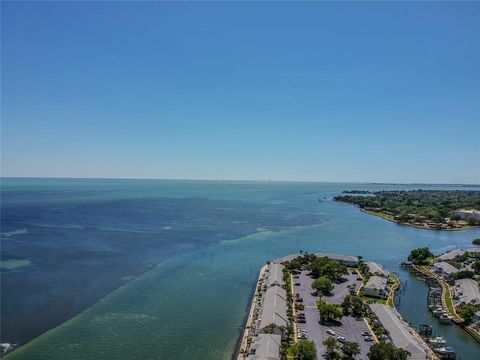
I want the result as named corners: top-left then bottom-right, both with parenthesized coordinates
top-left (361, 208), bottom-right (476, 231)
top-left (1, 176), bottom-right (479, 187)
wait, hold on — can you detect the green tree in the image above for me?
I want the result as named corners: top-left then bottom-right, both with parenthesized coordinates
top-left (342, 341), bottom-right (360, 358)
top-left (393, 349), bottom-right (411, 360)
top-left (472, 260), bottom-right (480, 275)
top-left (294, 340), bottom-right (317, 360)
top-left (351, 296), bottom-right (365, 317)
top-left (309, 257), bottom-right (346, 281)
top-left (321, 262), bottom-right (347, 282)
top-left (322, 337), bottom-right (339, 359)
top-left (367, 342), bottom-right (410, 360)
top-left (318, 301), bottom-right (342, 323)
top-left (342, 295), bottom-right (365, 317)
top-left (453, 270), bottom-right (474, 280)
top-left (407, 247), bottom-right (433, 265)
top-left (457, 303), bottom-right (480, 323)
top-left (467, 217), bottom-right (478, 226)
top-left (312, 276), bottom-right (333, 296)
top-left (473, 238), bottom-right (480, 245)
top-left (341, 295), bottom-right (353, 313)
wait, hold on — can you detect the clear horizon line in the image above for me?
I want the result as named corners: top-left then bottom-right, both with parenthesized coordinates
top-left (1, 175), bottom-right (479, 187)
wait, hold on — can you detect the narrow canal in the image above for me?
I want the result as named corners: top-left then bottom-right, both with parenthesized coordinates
top-left (395, 268), bottom-right (480, 360)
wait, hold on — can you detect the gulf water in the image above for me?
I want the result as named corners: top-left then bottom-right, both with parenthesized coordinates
top-left (2, 178), bottom-right (480, 359)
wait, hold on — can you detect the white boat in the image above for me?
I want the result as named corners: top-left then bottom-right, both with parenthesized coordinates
top-left (429, 337), bottom-right (447, 347)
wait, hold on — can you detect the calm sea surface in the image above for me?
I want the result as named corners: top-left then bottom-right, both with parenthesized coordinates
top-left (2, 178), bottom-right (480, 359)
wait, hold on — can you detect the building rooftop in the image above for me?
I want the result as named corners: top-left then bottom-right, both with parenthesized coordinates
top-left (365, 275), bottom-right (388, 291)
top-left (437, 248), bottom-right (480, 261)
top-left (272, 252), bottom-right (359, 264)
top-left (315, 252), bottom-right (359, 264)
top-left (455, 278), bottom-right (480, 305)
top-left (437, 249), bottom-right (466, 261)
top-left (367, 261), bottom-right (389, 277)
top-left (259, 285), bottom-right (288, 330)
top-left (433, 261), bottom-right (460, 275)
top-left (369, 303), bottom-right (429, 360)
top-left (266, 263), bottom-right (284, 288)
top-left (455, 209), bottom-right (480, 214)
top-left (248, 334), bottom-right (281, 360)
top-left (271, 253), bottom-right (301, 263)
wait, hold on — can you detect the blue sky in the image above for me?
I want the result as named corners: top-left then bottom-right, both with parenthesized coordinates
top-left (1, 1), bottom-right (479, 183)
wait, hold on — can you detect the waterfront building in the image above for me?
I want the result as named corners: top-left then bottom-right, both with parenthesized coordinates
top-left (366, 261), bottom-right (390, 277)
top-left (437, 248), bottom-right (480, 261)
top-left (454, 278), bottom-right (480, 306)
top-left (314, 252), bottom-right (359, 266)
top-left (369, 303), bottom-right (429, 360)
top-left (437, 249), bottom-right (466, 261)
top-left (247, 334), bottom-right (281, 360)
top-left (454, 209), bottom-right (480, 220)
top-left (264, 263), bottom-right (284, 288)
top-left (364, 276), bottom-right (389, 298)
top-left (432, 262), bottom-right (460, 278)
top-left (259, 285), bottom-right (288, 338)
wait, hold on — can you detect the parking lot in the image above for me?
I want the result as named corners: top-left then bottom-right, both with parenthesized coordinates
top-left (293, 270), bottom-right (373, 359)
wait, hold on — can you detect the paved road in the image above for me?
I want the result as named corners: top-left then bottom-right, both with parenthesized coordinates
top-left (293, 270), bottom-right (373, 359)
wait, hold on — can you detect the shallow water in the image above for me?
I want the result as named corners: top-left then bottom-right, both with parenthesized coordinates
top-left (2, 178), bottom-right (480, 359)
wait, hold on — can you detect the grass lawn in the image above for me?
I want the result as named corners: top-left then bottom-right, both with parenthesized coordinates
top-left (444, 285), bottom-right (455, 314)
top-left (419, 264), bottom-right (433, 271)
top-left (359, 295), bottom-right (387, 305)
top-left (387, 274), bottom-right (400, 308)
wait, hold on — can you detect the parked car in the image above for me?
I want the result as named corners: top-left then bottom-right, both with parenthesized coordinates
top-left (337, 336), bottom-right (346, 343)
top-left (361, 331), bottom-right (370, 336)
top-left (296, 297), bottom-right (304, 303)
top-left (293, 275), bottom-right (300, 279)
top-left (294, 282), bottom-right (300, 286)
top-left (297, 330), bottom-right (308, 339)
top-left (364, 336), bottom-right (374, 342)
top-left (326, 329), bottom-right (336, 336)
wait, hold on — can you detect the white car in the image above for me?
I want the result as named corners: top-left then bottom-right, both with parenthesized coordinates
top-left (326, 329), bottom-right (336, 336)
top-left (297, 330), bottom-right (308, 339)
top-left (337, 336), bottom-right (346, 343)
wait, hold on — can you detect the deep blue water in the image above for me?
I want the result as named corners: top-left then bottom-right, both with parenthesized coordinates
top-left (1, 178), bottom-right (480, 359)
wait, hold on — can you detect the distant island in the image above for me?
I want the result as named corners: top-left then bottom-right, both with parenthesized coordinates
top-left (334, 190), bottom-right (480, 230)
top-left (341, 190), bottom-right (373, 194)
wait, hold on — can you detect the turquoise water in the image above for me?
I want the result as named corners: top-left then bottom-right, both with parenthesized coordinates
top-left (2, 179), bottom-right (480, 359)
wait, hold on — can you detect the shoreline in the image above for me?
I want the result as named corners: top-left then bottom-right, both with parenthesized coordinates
top-left (236, 264), bottom-right (268, 360)
top-left (361, 208), bottom-right (477, 232)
